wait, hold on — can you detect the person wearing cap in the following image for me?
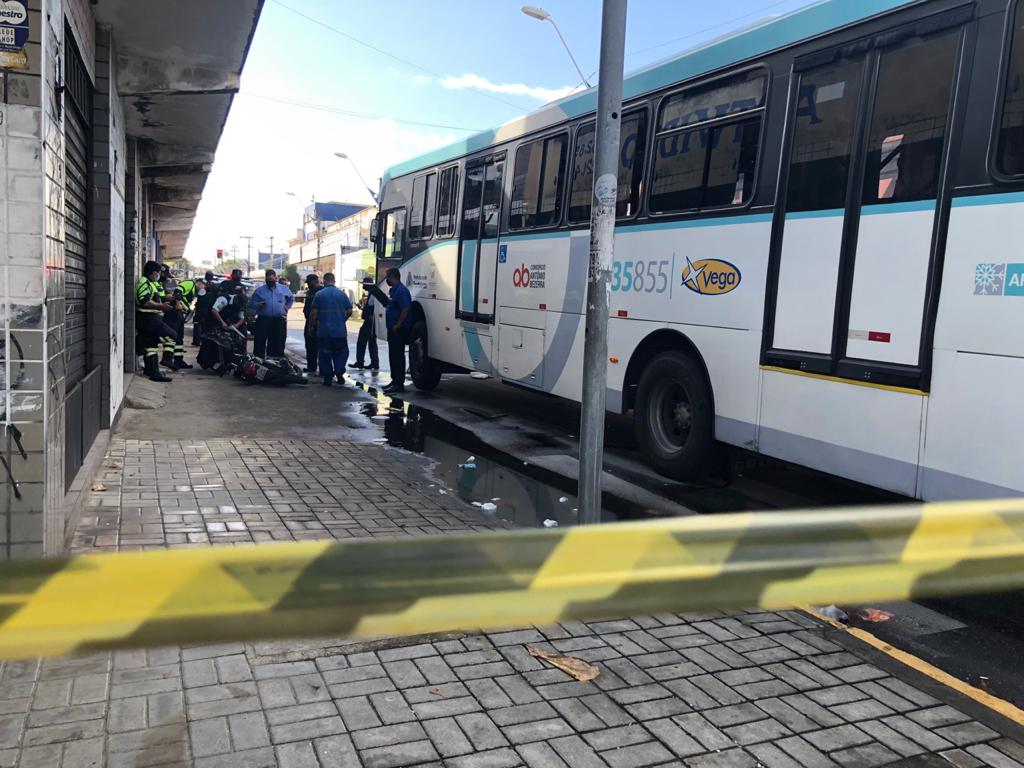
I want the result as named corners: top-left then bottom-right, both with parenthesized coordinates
top-left (301, 273), bottom-right (321, 374)
top-left (350, 276), bottom-right (380, 371)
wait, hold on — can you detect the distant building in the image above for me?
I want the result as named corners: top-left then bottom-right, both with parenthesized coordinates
top-left (258, 251), bottom-right (288, 271)
top-left (288, 205), bottom-right (377, 299)
top-left (301, 201), bottom-right (368, 241)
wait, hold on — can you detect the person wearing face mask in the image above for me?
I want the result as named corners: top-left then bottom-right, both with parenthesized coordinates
top-left (251, 268), bottom-right (294, 359)
top-left (192, 277), bottom-right (215, 346)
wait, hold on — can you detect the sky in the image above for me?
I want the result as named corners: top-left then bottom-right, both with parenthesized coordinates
top-left (183, 0), bottom-right (819, 266)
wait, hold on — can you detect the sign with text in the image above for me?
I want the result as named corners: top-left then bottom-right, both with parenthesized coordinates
top-left (0, 0), bottom-right (29, 70)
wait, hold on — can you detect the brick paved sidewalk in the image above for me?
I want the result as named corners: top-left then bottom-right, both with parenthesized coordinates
top-left (1, 437), bottom-right (1021, 768)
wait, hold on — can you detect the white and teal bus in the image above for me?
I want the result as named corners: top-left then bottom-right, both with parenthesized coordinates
top-left (370, 0), bottom-right (1024, 500)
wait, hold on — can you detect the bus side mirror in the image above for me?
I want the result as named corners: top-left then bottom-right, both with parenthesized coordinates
top-left (369, 216), bottom-right (379, 244)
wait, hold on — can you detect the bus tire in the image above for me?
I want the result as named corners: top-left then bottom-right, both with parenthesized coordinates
top-left (409, 320), bottom-right (442, 391)
top-left (634, 351), bottom-right (713, 480)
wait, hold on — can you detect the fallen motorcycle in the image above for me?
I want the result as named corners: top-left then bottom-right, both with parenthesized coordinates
top-left (237, 354), bottom-right (308, 386)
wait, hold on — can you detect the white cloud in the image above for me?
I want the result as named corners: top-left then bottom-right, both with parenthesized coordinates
top-left (183, 95), bottom-right (455, 266)
top-left (440, 73), bottom-right (575, 103)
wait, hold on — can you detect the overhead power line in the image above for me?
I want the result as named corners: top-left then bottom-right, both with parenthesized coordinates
top-left (268, 0), bottom-right (533, 113)
top-left (240, 92), bottom-right (483, 132)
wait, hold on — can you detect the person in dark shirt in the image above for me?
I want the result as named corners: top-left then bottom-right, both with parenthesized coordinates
top-left (383, 267), bottom-right (413, 395)
top-left (302, 273), bottom-right (321, 373)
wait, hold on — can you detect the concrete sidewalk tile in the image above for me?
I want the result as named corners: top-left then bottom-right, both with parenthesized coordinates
top-left (746, 741), bottom-right (806, 768)
top-left (939, 748), bottom-right (987, 767)
top-left (775, 735), bottom-right (840, 767)
top-left (803, 724), bottom-right (872, 752)
top-left (337, 696), bottom-right (382, 731)
top-left (684, 747), bottom-right (760, 767)
top-left (227, 711), bottom-right (270, 750)
top-left (370, 691), bottom-right (417, 724)
top-left (967, 743), bottom-right (1024, 767)
top-left (687, 674), bottom-right (744, 706)
top-left (195, 746), bottom-right (276, 768)
top-left (517, 741), bottom-right (570, 768)
top-left (275, 741), bottom-right (319, 768)
top-left (704, 703), bottom-right (765, 728)
top-left (403, 682), bottom-right (469, 704)
top-left (881, 714), bottom-right (955, 752)
top-left (857, 719), bottom-right (926, 757)
top-left (445, 747), bottom-right (524, 768)
top-left (722, 716), bottom-right (792, 746)
top-left (384, 659), bottom-right (428, 689)
top-left (415, 656), bottom-right (459, 684)
top-left (583, 723), bottom-right (650, 751)
top-left (805, 685), bottom-right (869, 708)
top-left (312, 734), bottom-right (359, 765)
top-left (351, 721), bottom-right (427, 750)
top-left (907, 705), bottom-right (972, 729)
top-left (551, 697), bottom-right (607, 731)
top-left (411, 696), bottom-right (481, 720)
top-left (58, 735), bottom-right (104, 768)
top-left (622, 695), bottom-right (691, 722)
top-left (358, 739), bottom-right (440, 768)
top-left (466, 678), bottom-right (514, 709)
top-left (189, 717), bottom-right (231, 758)
top-left (935, 720), bottom-right (1000, 746)
top-left (213, 655), bottom-right (252, 684)
top-left (672, 713), bottom-right (735, 752)
top-left (829, 742), bottom-right (900, 767)
top-left (455, 713), bottom-right (509, 751)
top-left (599, 740), bottom-right (674, 768)
top-left (501, 717), bottom-right (575, 745)
top-left (422, 716), bottom-right (474, 757)
top-left (22, 719), bottom-right (104, 748)
top-left (489, 702), bottom-right (557, 727)
top-left (754, 697), bottom-right (820, 734)
top-left (645, 717), bottom-right (704, 758)
top-left (106, 723), bottom-right (187, 754)
top-left (25, 702), bottom-right (105, 728)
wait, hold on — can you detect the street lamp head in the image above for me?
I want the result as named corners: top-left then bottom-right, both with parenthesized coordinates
top-left (521, 5), bottom-right (550, 21)
top-left (334, 152), bottom-right (348, 160)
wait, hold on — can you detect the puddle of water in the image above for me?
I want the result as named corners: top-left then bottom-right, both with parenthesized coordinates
top-left (355, 392), bottom-right (637, 527)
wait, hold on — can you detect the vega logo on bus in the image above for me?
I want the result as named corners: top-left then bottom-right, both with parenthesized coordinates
top-left (681, 256), bottom-right (741, 296)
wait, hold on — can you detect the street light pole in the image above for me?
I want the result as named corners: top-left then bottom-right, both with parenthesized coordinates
top-left (240, 235), bottom-right (254, 276)
top-left (521, 6), bottom-right (592, 88)
top-left (578, 0), bottom-right (627, 525)
top-left (334, 152), bottom-right (379, 204)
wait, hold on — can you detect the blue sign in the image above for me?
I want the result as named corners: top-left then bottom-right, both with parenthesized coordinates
top-left (0, 0), bottom-right (29, 68)
top-left (1005, 263), bottom-right (1024, 297)
top-left (498, 244), bottom-right (508, 264)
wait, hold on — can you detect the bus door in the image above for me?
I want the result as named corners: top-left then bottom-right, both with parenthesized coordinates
top-left (761, 11), bottom-right (967, 493)
top-left (457, 153), bottom-right (505, 322)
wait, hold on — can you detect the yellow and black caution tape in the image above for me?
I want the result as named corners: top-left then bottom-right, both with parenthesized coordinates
top-left (0, 499), bottom-right (1022, 660)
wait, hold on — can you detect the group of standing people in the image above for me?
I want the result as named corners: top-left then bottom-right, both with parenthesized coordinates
top-left (302, 267), bottom-right (412, 392)
top-left (136, 259), bottom-right (416, 393)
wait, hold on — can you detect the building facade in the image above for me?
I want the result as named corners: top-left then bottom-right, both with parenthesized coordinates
top-left (0, 0), bottom-right (262, 559)
top-left (287, 204), bottom-right (376, 298)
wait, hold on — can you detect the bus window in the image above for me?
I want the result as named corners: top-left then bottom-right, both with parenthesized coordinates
top-left (649, 71), bottom-right (765, 214)
top-left (436, 166), bottom-right (459, 237)
top-left (381, 209), bottom-right (406, 261)
top-left (861, 32), bottom-right (956, 204)
top-left (785, 59), bottom-right (864, 212)
top-left (567, 110), bottom-right (648, 223)
top-left (999, 2), bottom-right (1024, 175)
top-left (409, 172), bottom-right (436, 241)
top-left (510, 134), bottom-right (568, 229)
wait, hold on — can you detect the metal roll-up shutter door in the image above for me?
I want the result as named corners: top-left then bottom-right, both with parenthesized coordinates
top-left (63, 27), bottom-right (91, 392)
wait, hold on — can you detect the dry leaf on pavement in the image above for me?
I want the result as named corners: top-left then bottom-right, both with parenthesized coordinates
top-left (91, 483), bottom-right (107, 492)
top-left (525, 644), bottom-right (600, 681)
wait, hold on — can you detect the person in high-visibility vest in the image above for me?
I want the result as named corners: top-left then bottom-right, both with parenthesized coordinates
top-left (168, 276), bottom-right (202, 369)
top-left (135, 261), bottom-right (176, 382)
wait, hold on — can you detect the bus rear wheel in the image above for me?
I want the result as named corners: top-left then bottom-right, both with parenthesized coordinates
top-left (634, 351), bottom-right (713, 481)
top-left (409, 320), bottom-right (442, 391)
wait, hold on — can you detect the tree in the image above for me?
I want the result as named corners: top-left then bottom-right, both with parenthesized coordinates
top-left (281, 264), bottom-right (302, 292)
